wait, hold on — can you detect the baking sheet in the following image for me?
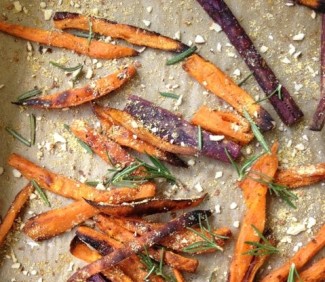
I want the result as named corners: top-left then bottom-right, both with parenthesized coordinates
top-left (0, 0), bottom-right (324, 281)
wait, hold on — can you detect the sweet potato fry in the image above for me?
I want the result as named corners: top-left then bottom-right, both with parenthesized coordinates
top-left (229, 143), bottom-right (279, 282)
top-left (196, 0), bottom-right (303, 126)
top-left (8, 153), bottom-right (156, 202)
top-left (183, 54), bottom-right (274, 132)
top-left (299, 258), bottom-right (325, 282)
top-left (53, 12), bottom-right (188, 52)
top-left (76, 226), bottom-right (198, 273)
top-left (295, 0), bottom-right (325, 12)
top-left (100, 107), bottom-right (197, 155)
top-left (70, 120), bottom-right (134, 167)
top-left (191, 105), bottom-right (254, 145)
top-left (173, 269), bottom-right (186, 282)
top-left (0, 20), bottom-right (138, 59)
top-left (242, 253), bottom-right (271, 282)
top-left (125, 95), bottom-right (242, 161)
top-left (93, 104), bottom-right (188, 167)
top-left (274, 163), bottom-right (325, 189)
top-left (23, 200), bottom-right (98, 241)
top-left (13, 66), bottom-right (136, 108)
top-left (261, 224), bottom-right (325, 282)
top-left (0, 183), bottom-right (33, 246)
top-left (70, 236), bottom-right (132, 282)
top-left (103, 216), bottom-right (231, 254)
top-left (67, 210), bottom-right (211, 281)
top-left (85, 194), bottom-right (206, 217)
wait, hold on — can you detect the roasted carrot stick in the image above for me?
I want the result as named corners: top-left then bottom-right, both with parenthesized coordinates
top-left (54, 12), bottom-right (188, 53)
top-left (67, 210), bottom-right (209, 281)
top-left (8, 153), bottom-right (156, 202)
top-left (295, 0), bottom-right (325, 12)
top-left (191, 105), bottom-right (254, 145)
top-left (0, 20), bottom-right (138, 59)
top-left (229, 143), bottom-right (279, 282)
top-left (261, 224), bottom-right (325, 282)
top-left (93, 104), bottom-right (188, 167)
top-left (0, 183), bottom-right (34, 246)
top-left (70, 120), bottom-right (134, 167)
top-left (70, 236), bottom-right (133, 282)
top-left (173, 269), bottom-right (186, 282)
top-left (101, 107), bottom-right (197, 155)
top-left (242, 252), bottom-right (272, 282)
top-left (299, 257), bottom-right (325, 282)
top-left (14, 65), bottom-right (136, 108)
top-left (183, 54), bottom-right (274, 132)
top-left (310, 14), bottom-right (325, 131)
top-left (196, 0), bottom-right (304, 126)
top-left (275, 163), bottom-right (325, 188)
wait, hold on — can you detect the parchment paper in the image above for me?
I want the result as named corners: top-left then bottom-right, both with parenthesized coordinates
top-left (0, 0), bottom-right (324, 281)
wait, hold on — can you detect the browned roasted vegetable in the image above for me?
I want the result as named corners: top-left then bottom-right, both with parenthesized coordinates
top-left (53, 12), bottom-right (188, 52)
top-left (183, 54), bottom-right (274, 132)
top-left (67, 210), bottom-right (211, 281)
top-left (173, 269), bottom-right (186, 282)
top-left (0, 183), bottom-right (34, 246)
top-left (8, 153), bottom-right (156, 202)
top-left (295, 0), bottom-right (325, 12)
top-left (85, 194), bottom-right (206, 217)
top-left (229, 143), bottom-right (279, 282)
top-left (14, 66), bottom-right (136, 108)
top-left (261, 224), bottom-right (325, 281)
top-left (275, 163), bottom-right (325, 189)
top-left (299, 257), bottom-right (325, 282)
top-left (70, 120), bottom-right (134, 167)
top-left (0, 21), bottom-right (138, 59)
top-left (93, 104), bottom-right (187, 167)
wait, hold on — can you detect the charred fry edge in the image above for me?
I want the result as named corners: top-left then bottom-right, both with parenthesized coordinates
top-left (295, 0), bottom-right (325, 12)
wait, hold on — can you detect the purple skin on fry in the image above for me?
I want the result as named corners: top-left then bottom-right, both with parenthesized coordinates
top-left (87, 274), bottom-right (109, 282)
top-left (124, 95), bottom-right (241, 162)
top-left (196, 0), bottom-right (304, 126)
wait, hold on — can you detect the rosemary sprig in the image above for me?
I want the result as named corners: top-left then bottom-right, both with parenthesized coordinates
top-left (87, 18), bottom-right (93, 47)
top-left (16, 88), bottom-right (42, 102)
top-left (287, 263), bottom-right (302, 282)
top-left (50, 61), bottom-right (83, 72)
top-left (225, 149), bottom-right (263, 181)
top-left (64, 124), bottom-right (93, 154)
top-left (255, 84), bottom-right (283, 103)
top-left (138, 247), bottom-right (176, 282)
top-left (244, 225), bottom-right (279, 256)
top-left (166, 46), bottom-right (197, 65)
top-left (183, 213), bottom-right (228, 253)
top-left (197, 125), bottom-right (203, 150)
top-left (238, 72), bottom-right (254, 87)
top-left (31, 180), bottom-right (51, 207)
top-left (107, 155), bottom-right (176, 188)
top-left (159, 92), bottom-right (180, 99)
top-left (29, 114), bottom-right (36, 145)
top-left (243, 109), bottom-right (270, 153)
top-left (5, 127), bottom-right (31, 147)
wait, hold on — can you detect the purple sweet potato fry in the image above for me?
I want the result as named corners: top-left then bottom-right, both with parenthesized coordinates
top-left (124, 95), bottom-right (241, 162)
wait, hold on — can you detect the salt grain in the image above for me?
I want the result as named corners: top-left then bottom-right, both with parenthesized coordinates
top-left (293, 33), bottom-right (305, 41)
top-left (195, 35), bottom-right (206, 44)
top-left (13, 169), bottom-right (21, 178)
top-left (142, 20), bottom-right (151, 27)
top-left (260, 45), bottom-right (268, 53)
top-left (215, 171), bottom-right (223, 179)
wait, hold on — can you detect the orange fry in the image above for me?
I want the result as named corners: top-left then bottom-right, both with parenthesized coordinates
top-left (299, 258), bottom-right (325, 282)
top-left (173, 268), bottom-right (186, 282)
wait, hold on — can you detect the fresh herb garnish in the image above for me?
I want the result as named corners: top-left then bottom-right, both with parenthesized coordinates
top-left (85, 181), bottom-right (100, 187)
top-left (159, 92), bottom-right (180, 99)
top-left (166, 46), bottom-right (197, 65)
top-left (238, 72), bottom-right (254, 87)
top-left (287, 263), bottom-right (302, 282)
top-left (31, 180), bottom-right (51, 207)
top-left (5, 127), bottom-right (31, 147)
top-left (50, 61), bottom-right (83, 72)
top-left (197, 125), bottom-right (203, 150)
top-left (244, 225), bottom-right (279, 256)
top-left (243, 109), bottom-right (270, 153)
top-left (107, 155), bottom-right (176, 188)
top-left (183, 213), bottom-right (228, 253)
top-left (87, 18), bottom-right (93, 47)
top-left (225, 149), bottom-right (264, 181)
top-left (255, 84), bottom-right (283, 103)
top-left (138, 247), bottom-right (176, 282)
top-left (64, 124), bottom-right (93, 154)
top-left (69, 30), bottom-right (96, 39)
top-left (16, 88), bottom-right (42, 102)
top-left (29, 114), bottom-right (36, 145)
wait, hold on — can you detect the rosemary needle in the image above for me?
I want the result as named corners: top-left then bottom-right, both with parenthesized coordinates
top-left (255, 84), bottom-right (283, 103)
top-left (238, 72), bottom-right (254, 87)
top-left (166, 46), bottom-right (197, 65)
top-left (31, 180), bottom-right (51, 207)
top-left (5, 127), bottom-right (31, 147)
top-left (69, 30), bottom-right (96, 39)
top-left (64, 124), bottom-right (93, 154)
top-left (16, 88), bottom-right (42, 102)
top-left (30, 114), bottom-right (36, 145)
top-left (159, 92), bottom-right (180, 99)
top-left (50, 61), bottom-right (83, 72)
top-left (287, 263), bottom-right (302, 282)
